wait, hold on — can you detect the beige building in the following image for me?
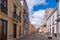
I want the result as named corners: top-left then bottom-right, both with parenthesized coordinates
top-left (0, 0), bottom-right (24, 40)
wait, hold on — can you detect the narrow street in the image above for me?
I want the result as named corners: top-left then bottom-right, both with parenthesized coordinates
top-left (17, 33), bottom-right (49, 40)
top-left (0, 0), bottom-right (60, 40)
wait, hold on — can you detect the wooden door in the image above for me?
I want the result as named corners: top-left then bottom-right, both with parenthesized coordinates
top-left (50, 28), bottom-right (51, 35)
top-left (13, 24), bottom-right (16, 38)
top-left (0, 19), bottom-right (7, 40)
top-left (19, 26), bottom-right (21, 36)
top-left (52, 27), bottom-right (54, 35)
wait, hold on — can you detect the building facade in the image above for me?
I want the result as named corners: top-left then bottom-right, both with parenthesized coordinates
top-left (44, 8), bottom-right (57, 36)
top-left (56, 0), bottom-right (60, 39)
top-left (39, 25), bottom-right (46, 34)
top-left (29, 24), bottom-right (36, 34)
top-left (28, 21), bottom-right (31, 35)
top-left (0, 0), bottom-right (24, 40)
top-left (23, 0), bottom-right (30, 35)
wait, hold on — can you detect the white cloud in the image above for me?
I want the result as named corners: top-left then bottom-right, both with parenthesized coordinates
top-left (26, 0), bottom-right (48, 14)
top-left (20, 1), bottom-right (23, 6)
top-left (26, 0), bottom-right (47, 28)
top-left (30, 10), bottom-right (46, 28)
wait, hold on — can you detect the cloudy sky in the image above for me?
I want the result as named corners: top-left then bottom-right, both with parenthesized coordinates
top-left (26, 0), bottom-right (57, 28)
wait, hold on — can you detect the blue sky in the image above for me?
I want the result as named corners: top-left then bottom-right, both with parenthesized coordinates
top-left (33, 0), bottom-right (57, 12)
top-left (26, 0), bottom-right (57, 28)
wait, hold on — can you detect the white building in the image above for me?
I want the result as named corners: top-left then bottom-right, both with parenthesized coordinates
top-left (56, 0), bottom-right (60, 39)
top-left (44, 8), bottom-right (57, 36)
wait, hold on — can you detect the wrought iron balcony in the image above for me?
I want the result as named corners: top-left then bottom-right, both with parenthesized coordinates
top-left (16, 15), bottom-right (21, 22)
top-left (12, 12), bottom-right (21, 21)
top-left (0, 3), bottom-right (8, 14)
top-left (12, 12), bottom-right (16, 18)
top-left (24, 17), bottom-right (29, 24)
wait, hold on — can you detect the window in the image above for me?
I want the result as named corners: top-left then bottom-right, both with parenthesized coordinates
top-left (50, 19), bottom-right (51, 26)
top-left (0, 0), bottom-right (8, 14)
top-left (52, 16), bottom-right (54, 25)
top-left (13, 4), bottom-right (17, 18)
top-left (0, 19), bottom-right (7, 40)
top-left (14, 5), bottom-right (16, 13)
top-left (24, 14), bottom-right (29, 24)
top-left (19, 12), bottom-right (21, 22)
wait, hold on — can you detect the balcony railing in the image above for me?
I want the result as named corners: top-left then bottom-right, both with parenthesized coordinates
top-left (16, 15), bottom-right (21, 22)
top-left (12, 11), bottom-right (16, 18)
top-left (12, 12), bottom-right (21, 21)
top-left (0, 4), bottom-right (8, 14)
top-left (24, 17), bottom-right (29, 24)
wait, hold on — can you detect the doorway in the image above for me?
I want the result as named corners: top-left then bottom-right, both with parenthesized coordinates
top-left (13, 24), bottom-right (17, 38)
top-left (0, 19), bottom-right (7, 40)
top-left (52, 27), bottom-right (54, 36)
top-left (19, 26), bottom-right (21, 36)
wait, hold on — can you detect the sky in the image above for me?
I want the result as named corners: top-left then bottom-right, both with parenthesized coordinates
top-left (26, 0), bottom-right (57, 29)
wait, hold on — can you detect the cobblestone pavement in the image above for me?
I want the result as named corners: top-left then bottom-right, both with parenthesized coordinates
top-left (16, 33), bottom-right (50, 40)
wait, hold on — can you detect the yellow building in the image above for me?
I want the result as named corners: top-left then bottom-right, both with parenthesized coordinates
top-left (29, 24), bottom-right (36, 34)
top-left (0, 0), bottom-right (23, 40)
top-left (39, 25), bottom-right (46, 34)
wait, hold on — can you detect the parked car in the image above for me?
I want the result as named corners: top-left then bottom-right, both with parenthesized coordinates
top-left (45, 32), bottom-right (52, 39)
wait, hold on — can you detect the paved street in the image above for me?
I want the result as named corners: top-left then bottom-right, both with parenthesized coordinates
top-left (16, 33), bottom-right (50, 40)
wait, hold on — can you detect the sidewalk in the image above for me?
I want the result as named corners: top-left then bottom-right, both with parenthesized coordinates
top-left (44, 34), bottom-right (60, 40)
top-left (16, 33), bottom-right (36, 40)
top-left (52, 37), bottom-right (60, 40)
